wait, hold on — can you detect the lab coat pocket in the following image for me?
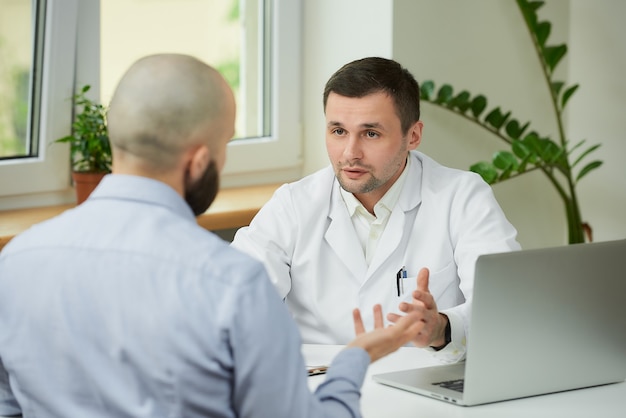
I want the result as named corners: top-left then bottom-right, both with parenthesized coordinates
top-left (426, 262), bottom-right (457, 300)
top-left (397, 262), bottom-right (455, 305)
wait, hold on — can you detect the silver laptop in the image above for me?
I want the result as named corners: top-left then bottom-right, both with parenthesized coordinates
top-left (373, 239), bottom-right (626, 406)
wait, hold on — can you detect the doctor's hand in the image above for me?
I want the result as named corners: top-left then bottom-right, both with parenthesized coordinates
top-left (347, 304), bottom-right (424, 363)
top-left (387, 268), bottom-right (450, 349)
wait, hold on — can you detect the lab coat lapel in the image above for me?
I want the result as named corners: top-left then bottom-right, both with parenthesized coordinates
top-left (325, 183), bottom-right (368, 282)
top-left (366, 153), bottom-right (424, 278)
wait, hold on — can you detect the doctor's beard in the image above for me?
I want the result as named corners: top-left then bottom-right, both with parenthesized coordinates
top-left (334, 138), bottom-right (409, 195)
top-left (336, 163), bottom-right (382, 195)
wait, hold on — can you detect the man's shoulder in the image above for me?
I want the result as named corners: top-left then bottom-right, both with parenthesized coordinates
top-left (413, 151), bottom-right (487, 190)
top-left (0, 207), bottom-right (80, 256)
top-left (289, 165), bottom-right (334, 189)
top-left (274, 165), bottom-right (335, 205)
top-left (205, 242), bottom-right (268, 281)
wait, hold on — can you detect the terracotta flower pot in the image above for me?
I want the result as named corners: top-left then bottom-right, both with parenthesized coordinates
top-left (71, 171), bottom-right (107, 205)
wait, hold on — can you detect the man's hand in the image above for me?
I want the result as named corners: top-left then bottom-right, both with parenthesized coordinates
top-left (347, 304), bottom-right (424, 363)
top-left (387, 268), bottom-right (449, 349)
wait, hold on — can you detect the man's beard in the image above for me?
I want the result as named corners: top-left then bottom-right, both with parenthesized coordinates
top-left (336, 164), bottom-right (380, 195)
top-left (184, 159), bottom-right (220, 216)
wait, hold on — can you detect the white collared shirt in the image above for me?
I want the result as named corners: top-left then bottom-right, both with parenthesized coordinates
top-left (340, 156), bottom-right (411, 266)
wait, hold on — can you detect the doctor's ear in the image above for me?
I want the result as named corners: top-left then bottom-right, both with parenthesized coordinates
top-left (407, 121), bottom-right (423, 150)
top-left (187, 145), bottom-right (211, 182)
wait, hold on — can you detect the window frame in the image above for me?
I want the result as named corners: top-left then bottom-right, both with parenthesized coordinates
top-left (0, 0), bottom-right (77, 206)
top-left (221, 0), bottom-right (303, 187)
top-left (0, 0), bottom-right (302, 208)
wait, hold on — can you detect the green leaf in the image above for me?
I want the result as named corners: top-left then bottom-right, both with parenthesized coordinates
top-left (54, 135), bottom-right (73, 144)
top-left (534, 21), bottom-right (551, 47)
top-left (470, 95), bottom-right (487, 118)
top-left (485, 107), bottom-right (511, 130)
top-left (527, 136), bottom-right (562, 164)
top-left (527, 1), bottom-right (545, 13)
top-left (420, 80), bottom-right (435, 101)
top-left (512, 139), bottom-right (531, 159)
top-left (505, 120), bottom-right (530, 140)
top-left (567, 139), bottom-right (586, 155)
top-left (543, 44), bottom-right (567, 73)
top-left (521, 132), bottom-right (541, 163)
top-left (492, 151), bottom-right (519, 171)
top-left (470, 162), bottom-right (498, 184)
top-left (518, 154), bottom-right (533, 173)
top-left (572, 143), bottom-right (601, 167)
top-left (542, 139), bottom-right (562, 163)
top-left (561, 84), bottom-right (579, 109)
top-left (576, 160), bottom-right (603, 183)
top-left (517, 0), bottom-right (545, 20)
top-left (436, 84), bottom-right (454, 104)
top-left (499, 167), bottom-right (513, 181)
top-left (551, 81), bottom-right (564, 97)
top-left (450, 91), bottom-right (471, 113)
top-left (550, 146), bottom-right (566, 166)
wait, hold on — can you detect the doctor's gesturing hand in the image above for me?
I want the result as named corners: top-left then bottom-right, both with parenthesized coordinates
top-left (387, 268), bottom-right (451, 351)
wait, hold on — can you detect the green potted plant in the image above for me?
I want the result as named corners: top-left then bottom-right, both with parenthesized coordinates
top-left (417, 0), bottom-right (602, 244)
top-left (55, 84), bottom-right (112, 204)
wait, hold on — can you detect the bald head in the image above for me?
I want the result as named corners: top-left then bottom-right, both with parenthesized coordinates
top-left (108, 54), bottom-right (235, 171)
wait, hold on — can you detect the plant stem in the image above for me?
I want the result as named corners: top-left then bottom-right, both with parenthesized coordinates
top-left (516, 0), bottom-right (585, 243)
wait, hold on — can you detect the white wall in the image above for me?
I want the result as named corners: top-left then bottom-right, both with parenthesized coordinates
top-left (303, 0), bottom-right (625, 249)
top-left (393, 0), bottom-right (568, 249)
top-left (301, 0), bottom-right (394, 173)
top-left (568, 0), bottom-right (626, 244)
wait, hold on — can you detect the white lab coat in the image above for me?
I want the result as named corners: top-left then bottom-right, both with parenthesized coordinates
top-left (232, 151), bottom-right (520, 362)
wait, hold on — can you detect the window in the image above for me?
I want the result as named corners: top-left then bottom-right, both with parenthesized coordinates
top-left (101, 0), bottom-right (270, 142)
top-left (0, 0), bottom-right (301, 208)
top-left (0, 0), bottom-right (76, 206)
top-left (0, 0), bottom-right (37, 160)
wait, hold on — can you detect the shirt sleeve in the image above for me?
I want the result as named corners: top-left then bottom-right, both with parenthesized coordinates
top-left (0, 357), bottom-right (21, 416)
top-left (430, 172), bottom-right (521, 364)
top-left (313, 348), bottom-right (369, 414)
top-left (229, 262), bottom-right (369, 418)
top-left (231, 184), bottom-right (296, 299)
top-left (426, 309), bottom-right (468, 363)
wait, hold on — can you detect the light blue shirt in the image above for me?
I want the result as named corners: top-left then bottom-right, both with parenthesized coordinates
top-left (0, 174), bottom-right (369, 418)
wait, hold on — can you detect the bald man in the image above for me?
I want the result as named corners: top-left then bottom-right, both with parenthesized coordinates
top-left (0, 54), bottom-right (422, 418)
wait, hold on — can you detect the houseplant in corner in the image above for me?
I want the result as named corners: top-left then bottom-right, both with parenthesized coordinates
top-left (417, 0), bottom-right (602, 244)
top-left (55, 85), bottom-right (112, 204)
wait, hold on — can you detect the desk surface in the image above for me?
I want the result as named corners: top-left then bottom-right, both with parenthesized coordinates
top-left (303, 344), bottom-right (626, 418)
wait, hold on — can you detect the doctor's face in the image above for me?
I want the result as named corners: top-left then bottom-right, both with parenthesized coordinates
top-left (325, 91), bottom-right (422, 209)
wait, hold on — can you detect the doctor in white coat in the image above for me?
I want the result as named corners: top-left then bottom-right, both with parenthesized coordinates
top-left (232, 57), bottom-right (520, 363)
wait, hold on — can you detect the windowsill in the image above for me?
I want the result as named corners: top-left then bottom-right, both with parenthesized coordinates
top-left (0, 183), bottom-right (281, 252)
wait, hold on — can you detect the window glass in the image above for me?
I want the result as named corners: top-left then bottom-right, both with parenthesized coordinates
top-left (100, 0), bottom-right (270, 141)
top-left (0, 0), bottom-right (76, 205)
top-left (0, 0), bottom-right (44, 159)
top-left (0, 0), bottom-right (300, 207)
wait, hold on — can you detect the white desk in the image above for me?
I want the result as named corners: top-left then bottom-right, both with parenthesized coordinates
top-left (303, 344), bottom-right (626, 418)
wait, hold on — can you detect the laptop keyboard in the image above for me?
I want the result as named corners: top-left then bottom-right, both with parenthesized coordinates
top-left (432, 379), bottom-right (465, 393)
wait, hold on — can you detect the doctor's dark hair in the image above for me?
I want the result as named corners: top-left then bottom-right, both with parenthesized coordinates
top-left (322, 57), bottom-right (421, 135)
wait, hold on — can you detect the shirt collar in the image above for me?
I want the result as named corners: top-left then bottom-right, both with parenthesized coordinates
top-left (340, 155), bottom-right (411, 218)
top-left (88, 174), bottom-right (196, 221)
